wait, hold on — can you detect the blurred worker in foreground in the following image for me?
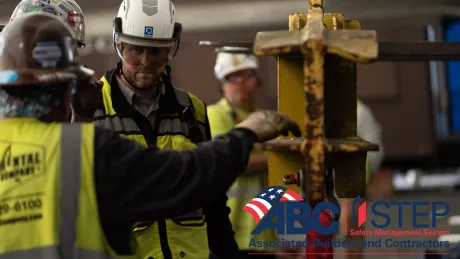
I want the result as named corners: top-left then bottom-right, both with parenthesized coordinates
top-left (207, 48), bottom-right (278, 259)
top-left (73, 0), bottom-right (242, 258)
top-left (8, 0), bottom-right (104, 121)
top-left (0, 13), bottom-right (301, 258)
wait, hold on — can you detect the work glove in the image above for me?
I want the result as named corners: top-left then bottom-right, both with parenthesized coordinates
top-left (71, 70), bottom-right (103, 119)
top-left (235, 110), bottom-right (301, 142)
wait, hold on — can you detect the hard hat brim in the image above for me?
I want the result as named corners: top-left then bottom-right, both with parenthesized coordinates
top-left (0, 66), bottom-right (94, 86)
top-left (116, 33), bottom-right (176, 48)
top-left (218, 64), bottom-right (259, 80)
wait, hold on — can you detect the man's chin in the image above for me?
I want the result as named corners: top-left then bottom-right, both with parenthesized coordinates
top-left (134, 80), bottom-right (157, 89)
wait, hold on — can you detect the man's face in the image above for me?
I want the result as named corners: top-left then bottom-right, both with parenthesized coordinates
top-left (118, 42), bottom-right (170, 89)
top-left (222, 69), bottom-right (259, 103)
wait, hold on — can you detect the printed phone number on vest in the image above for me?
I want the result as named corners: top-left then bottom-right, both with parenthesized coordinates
top-left (0, 197), bottom-right (43, 226)
top-left (0, 143), bottom-right (45, 226)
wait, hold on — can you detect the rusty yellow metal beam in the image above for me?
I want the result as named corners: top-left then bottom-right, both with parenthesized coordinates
top-left (254, 0), bottom-right (377, 208)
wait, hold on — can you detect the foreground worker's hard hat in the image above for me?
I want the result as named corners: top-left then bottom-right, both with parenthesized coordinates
top-left (214, 47), bottom-right (259, 81)
top-left (9, 0), bottom-right (86, 48)
top-left (0, 13), bottom-right (94, 86)
top-left (113, 0), bottom-right (182, 62)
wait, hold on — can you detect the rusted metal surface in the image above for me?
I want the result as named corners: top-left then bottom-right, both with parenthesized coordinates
top-left (250, 5), bottom-right (374, 204)
top-left (253, 29), bottom-right (378, 63)
top-left (301, 1), bottom-right (327, 207)
top-left (257, 138), bottom-right (378, 153)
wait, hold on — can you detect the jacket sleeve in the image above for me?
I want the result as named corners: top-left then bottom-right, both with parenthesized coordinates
top-left (201, 108), bottom-right (241, 258)
top-left (93, 126), bottom-right (256, 223)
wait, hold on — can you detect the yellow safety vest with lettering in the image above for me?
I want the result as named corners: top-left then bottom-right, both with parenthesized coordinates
top-left (0, 118), bottom-right (137, 259)
top-left (93, 70), bottom-right (209, 259)
top-left (207, 98), bottom-right (276, 252)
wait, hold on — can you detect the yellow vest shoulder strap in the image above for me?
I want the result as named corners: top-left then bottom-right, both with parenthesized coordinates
top-left (100, 76), bottom-right (116, 116)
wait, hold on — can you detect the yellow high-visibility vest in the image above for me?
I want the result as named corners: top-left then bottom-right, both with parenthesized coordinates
top-left (0, 118), bottom-right (137, 259)
top-left (93, 68), bottom-right (210, 259)
top-left (207, 98), bottom-right (277, 252)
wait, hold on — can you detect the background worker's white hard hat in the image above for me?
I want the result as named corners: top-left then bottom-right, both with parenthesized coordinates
top-left (214, 47), bottom-right (259, 81)
top-left (113, 0), bottom-right (181, 48)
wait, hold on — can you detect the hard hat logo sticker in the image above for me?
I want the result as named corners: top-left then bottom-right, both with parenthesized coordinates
top-left (32, 41), bottom-right (62, 68)
top-left (144, 26), bottom-right (154, 37)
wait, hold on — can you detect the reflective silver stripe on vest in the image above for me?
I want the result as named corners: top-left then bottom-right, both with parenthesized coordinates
top-left (94, 114), bottom-right (206, 139)
top-left (93, 115), bottom-right (142, 135)
top-left (227, 187), bottom-right (262, 198)
top-left (93, 87), bottom-right (207, 140)
top-left (0, 246), bottom-right (115, 259)
top-left (60, 123), bottom-right (82, 259)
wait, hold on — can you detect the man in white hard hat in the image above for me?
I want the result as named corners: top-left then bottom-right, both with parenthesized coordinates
top-left (75, 1), bottom-right (240, 259)
top-left (207, 48), bottom-right (278, 259)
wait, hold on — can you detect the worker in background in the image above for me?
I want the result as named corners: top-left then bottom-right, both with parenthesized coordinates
top-left (8, 0), bottom-right (104, 121)
top-left (73, 0), bottom-right (241, 258)
top-left (357, 99), bottom-right (385, 182)
top-left (207, 48), bottom-right (278, 259)
top-left (339, 100), bottom-right (385, 238)
top-left (0, 13), bottom-right (301, 259)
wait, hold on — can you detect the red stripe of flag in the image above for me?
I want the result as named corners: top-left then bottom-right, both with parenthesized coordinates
top-left (248, 199), bottom-right (269, 215)
top-left (242, 206), bottom-right (262, 223)
top-left (358, 201), bottom-right (367, 227)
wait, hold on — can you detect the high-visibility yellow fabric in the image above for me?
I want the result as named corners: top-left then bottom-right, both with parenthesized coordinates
top-left (0, 118), bottom-right (136, 259)
top-left (207, 98), bottom-right (276, 252)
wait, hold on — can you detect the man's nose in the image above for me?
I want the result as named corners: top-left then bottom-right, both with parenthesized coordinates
top-left (139, 51), bottom-right (157, 66)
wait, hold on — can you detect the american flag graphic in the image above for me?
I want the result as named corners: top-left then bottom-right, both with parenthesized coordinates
top-left (242, 186), bottom-right (304, 223)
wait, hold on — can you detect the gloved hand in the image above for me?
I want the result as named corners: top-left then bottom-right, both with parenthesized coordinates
top-left (235, 110), bottom-right (301, 142)
top-left (71, 72), bottom-right (103, 119)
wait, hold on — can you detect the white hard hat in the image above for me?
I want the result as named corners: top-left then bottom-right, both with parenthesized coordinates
top-left (9, 0), bottom-right (86, 48)
top-left (113, 0), bottom-right (181, 49)
top-left (214, 47), bottom-right (259, 81)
